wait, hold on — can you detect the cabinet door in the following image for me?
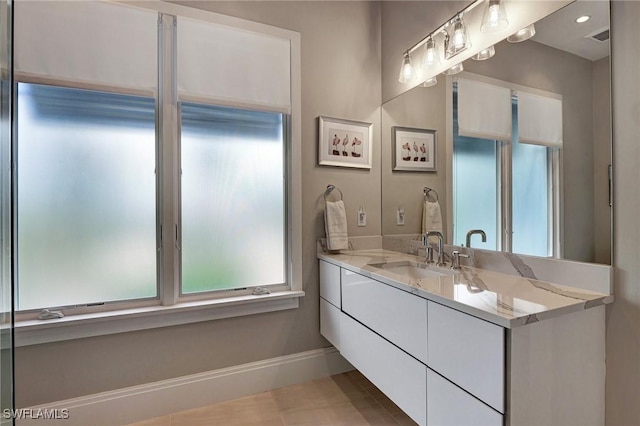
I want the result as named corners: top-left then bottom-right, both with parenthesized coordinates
top-left (319, 260), bottom-right (341, 308)
top-left (341, 312), bottom-right (427, 426)
top-left (320, 298), bottom-right (341, 350)
top-left (427, 369), bottom-right (503, 426)
top-left (427, 301), bottom-right (505, 413)
top-left (342, 268), bottom-right (428, 363)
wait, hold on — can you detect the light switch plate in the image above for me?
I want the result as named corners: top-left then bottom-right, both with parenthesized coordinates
top-left (358, 207), bottom-right (366, 227)
top-left (397, 209), bottom-right (405, 225)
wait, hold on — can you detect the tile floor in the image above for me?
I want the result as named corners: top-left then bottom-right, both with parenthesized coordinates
top-left (127, 370), bottom-right (417, 426)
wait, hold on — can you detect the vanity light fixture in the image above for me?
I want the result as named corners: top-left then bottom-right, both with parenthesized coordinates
top-left (422, 36), bottom-right (440, 69)
top-left (398, 52), bottom-right (414, 83)
top-left (507, 24), bottom-right (536, 42)
top-left (397, 0), bottom-right (511, 85)
top-left (445, 14), bottom-right (471, 59)
top-left (443, 62), bottom-right (464, 76)
top-left (472, 45), bottom-right (495, 60)
top-left (575, 15), bottom-right (591, 24)
top-left (481, 0), bottom-right (509, 33)
top-left (420, 76), bottom-right (438, 88)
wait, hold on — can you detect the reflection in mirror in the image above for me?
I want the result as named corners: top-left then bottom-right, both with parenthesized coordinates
top-left (382, 0), bottom-right (611, 264)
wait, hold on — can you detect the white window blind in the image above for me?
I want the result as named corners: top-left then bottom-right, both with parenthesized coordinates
top-left (177, 17), bottom-right (291, 113)
top-left (15, 1), bottom-right (157, 92)
top-left (517, 91), bottom-right (563, 148)
top-left (457, 77), bottom-right (512, 141)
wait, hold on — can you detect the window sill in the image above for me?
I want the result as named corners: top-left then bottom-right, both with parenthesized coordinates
top-left (12, 290), bottom-right (305, 347)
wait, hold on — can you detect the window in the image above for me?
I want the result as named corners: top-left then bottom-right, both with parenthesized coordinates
top-left (13, 1), bottom-right (301, 322)
top-left (453, 81), bottom-right (559, 257)
top-left (17, 84), bottom-right (157, 311)
top-left (180, 103), bottom-right (286, 294)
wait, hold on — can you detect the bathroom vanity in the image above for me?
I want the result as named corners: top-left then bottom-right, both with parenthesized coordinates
top-left (318, 249), bottom-right (613, 426)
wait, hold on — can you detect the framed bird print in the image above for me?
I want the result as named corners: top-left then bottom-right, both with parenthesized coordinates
top-left (392, 126), bottom-right (437, 172)
top-left (318, 116), bottom-right (372, 169)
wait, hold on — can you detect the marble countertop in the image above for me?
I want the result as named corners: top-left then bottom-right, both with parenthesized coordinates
top-left (318, 249), bottom-right (614, 328)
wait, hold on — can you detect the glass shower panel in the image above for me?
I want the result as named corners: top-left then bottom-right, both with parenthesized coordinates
top-left (0, 0), bottom-right (12, 418)
top-left (181, 102), bottom-right (286, 294)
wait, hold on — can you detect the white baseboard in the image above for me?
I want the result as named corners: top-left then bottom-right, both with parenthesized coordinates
top-left (16, 347), bottom-right (353, 426)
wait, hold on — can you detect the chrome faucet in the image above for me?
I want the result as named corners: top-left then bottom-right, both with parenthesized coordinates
top-left (423, 231), bottom-right (446, 267)
top-left (466, 229), bottom-right (487, 248)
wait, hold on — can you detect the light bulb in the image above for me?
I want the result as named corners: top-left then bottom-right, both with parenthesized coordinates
top-left (398, 53), bottom-right (414, 83)
top-left (445, 16), bottom-right (470, 59)
top-left (481, 0), bottom-right (509, 33)
top-left (422, 37), bottom-right (440, 68)
top-left (452, 21), bottom-right (466, 49)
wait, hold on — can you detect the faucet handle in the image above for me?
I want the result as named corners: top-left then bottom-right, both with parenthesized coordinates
top-left (451, 250), bottom-right (469, 271)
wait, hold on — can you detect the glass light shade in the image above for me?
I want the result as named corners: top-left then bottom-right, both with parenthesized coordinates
top-left (398, 52), bottom-right (414, 83)
top-left (481, 0), bottom-right (509, 33)
top-left (445, 16), bottom-right (471, 59)
top-left (420, 77), bottom-right (438, 88)
top-left (422, 37), bottom-right (440, 69)
top-left (443, 62), bottom-right (464, 76)
top-left (507, 24), bottom-right (536, 43)
top-left (472, 45), bottom-right (495, 60)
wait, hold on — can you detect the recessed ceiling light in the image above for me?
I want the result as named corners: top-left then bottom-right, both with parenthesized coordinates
top-left (576, 15), bottom-right (591, 24)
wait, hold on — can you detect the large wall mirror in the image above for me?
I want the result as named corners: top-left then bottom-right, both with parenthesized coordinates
top-left (381, 0), bottom-right (611, 264)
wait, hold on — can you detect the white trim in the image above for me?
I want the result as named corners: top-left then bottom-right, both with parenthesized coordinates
top-left (13, 291), bottom-right (304, 347)
top-left (15, 347), bottom-right (353, 426)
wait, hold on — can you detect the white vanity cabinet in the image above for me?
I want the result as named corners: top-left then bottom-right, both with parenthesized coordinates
top-left (427, 300), bottom-right (505, 413)
top-left (319, 261), bottom-right (342, 350)
top-left (318, 259), bottom-right (606, 426)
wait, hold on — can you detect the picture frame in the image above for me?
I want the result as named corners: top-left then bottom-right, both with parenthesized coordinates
top-left (392, 126), bottom-right (437, 172)
top-left (318, 116), bottom-right (373, 169)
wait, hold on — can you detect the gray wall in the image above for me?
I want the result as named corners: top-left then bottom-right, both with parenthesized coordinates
top-left (14, 1), bottom-right (382, 407)
top-left (608, 1), bottom-right (640, 424)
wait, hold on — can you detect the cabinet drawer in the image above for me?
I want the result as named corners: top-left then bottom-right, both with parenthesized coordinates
top-left (319, 260), bottom-right (341, 308)
top-left (341, 313), bottom-right (427, 426)
top-left (320, 298), bottom-right (341, 350)
top-left (427, 368), bottom-right (503, 426)
top-left (342, 269), bottom-right (428, 363)
top-left (427, 301), bottom-right (505, 413)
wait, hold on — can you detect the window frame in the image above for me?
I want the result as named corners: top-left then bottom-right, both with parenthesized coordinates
top-left (447, 72), bottom-right (562, 258)
top-left (11, 0), bottom-right (303, 345)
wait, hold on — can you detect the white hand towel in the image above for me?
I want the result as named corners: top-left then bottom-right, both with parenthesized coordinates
top-left (422, 201), bottom-right (443, 243)
top-left (325, 200), bottom-right (349, 251)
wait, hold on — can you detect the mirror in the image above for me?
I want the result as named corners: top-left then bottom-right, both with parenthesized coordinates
top-left (381, 0), bottom-right (611, 264)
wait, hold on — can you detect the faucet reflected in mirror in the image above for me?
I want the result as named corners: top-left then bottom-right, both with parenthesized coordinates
top-left (466, 229), bottom-right (487, 248)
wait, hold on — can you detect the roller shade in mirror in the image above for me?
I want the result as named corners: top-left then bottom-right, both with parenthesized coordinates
top-left (177, 17), bottom-right (291, 113)
top-left (517, 91), bottom-right (563, 148)
top-left (14, 1), bottom-right (157, 93)
top-left (457, 78), bottom-right (512, 141)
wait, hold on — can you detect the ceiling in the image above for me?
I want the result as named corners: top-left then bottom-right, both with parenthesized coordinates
top-left (532, 0), bottom-right (610, 61)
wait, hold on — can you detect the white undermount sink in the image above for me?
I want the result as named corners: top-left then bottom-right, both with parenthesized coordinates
top-left (369, 260), bottom-right (455, 279)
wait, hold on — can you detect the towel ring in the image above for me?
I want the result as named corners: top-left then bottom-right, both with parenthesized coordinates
top-left (325, 184), bottom-right (344, 201)
top-left (424, 187), bottom-right (438, 202)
